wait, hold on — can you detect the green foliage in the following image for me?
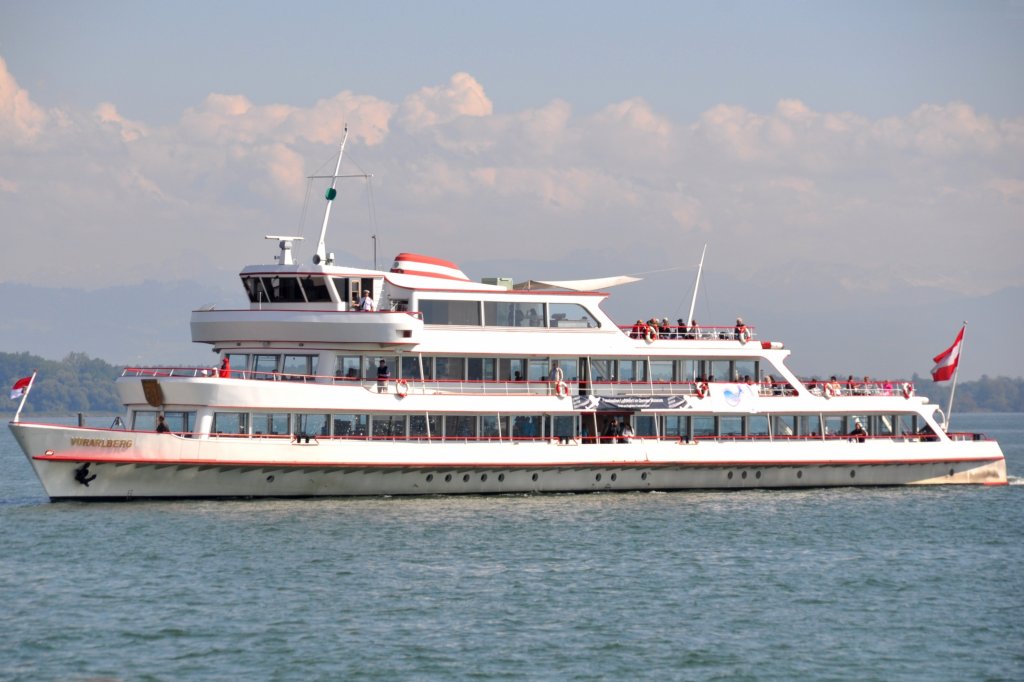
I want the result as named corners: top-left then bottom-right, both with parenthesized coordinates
top-left (1, 351), bottom-right (122, 414)
top-left (912, 374), bottom-right (1024, 413)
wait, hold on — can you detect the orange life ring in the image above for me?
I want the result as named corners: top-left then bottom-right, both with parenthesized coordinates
top-left (696, 382), bottom-right (709, 399)
top-left (902, 382), bottom-right (913, 399)
top-left (555, 380), bottom-right (570, 398)
top-left (824, 383), bottom-right (837, 399)
top-left (738, 327), bottom-right (751, 344)
top-left (644, 327), bottom-right (656, 343)
top-left (396, 378), bottom-right (409, 398)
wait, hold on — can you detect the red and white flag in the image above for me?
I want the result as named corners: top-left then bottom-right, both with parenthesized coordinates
top-left (931, 326), bottom-right (965, 382)
top-left (10, 376), bottom-right (32, 400)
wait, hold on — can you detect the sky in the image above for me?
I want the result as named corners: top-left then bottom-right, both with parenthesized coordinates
top-left (1, 0), bottom-right (1022, 380)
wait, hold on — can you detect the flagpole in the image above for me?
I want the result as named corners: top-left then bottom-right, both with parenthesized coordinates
top-left (945, 322), bottom-right (966, 430)
top-left (686, 244), bottom-right (707, 332)
top-left (12, 370), bottom-right (37, 424)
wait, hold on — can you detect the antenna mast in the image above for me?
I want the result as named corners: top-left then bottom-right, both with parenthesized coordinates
top-left (314, 126), bottom-right (349, 265)
top-left (686, 244), bottom-right (707, 327)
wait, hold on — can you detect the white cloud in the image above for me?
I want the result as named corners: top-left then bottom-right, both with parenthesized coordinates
top-left (0, 56), bottom-right (58, 145)
top-left (0, 56), bottom-right (1020, 301)
top-left (399, 72), bottom-right (493, 132)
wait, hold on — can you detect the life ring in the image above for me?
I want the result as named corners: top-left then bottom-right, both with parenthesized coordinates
top-left (555, 380), bottom-right (570, 398)
top-left (902, 382), bottom-right (914, 399)
top-left (643, 327), bottom-right (656, 343)
top-left (823, 383), bottom-right (837, 399)
top-left (695, 382), bottom-right (709, 399)
top-left (738, 328), bottom-right (751, 344)
top-left (396, 378), bottom-right (409, 398)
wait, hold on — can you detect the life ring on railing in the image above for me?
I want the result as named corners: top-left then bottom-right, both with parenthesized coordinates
top-left (555, 380), bottom-right (570, 398)
top-left (902, 382), bottom-right (914, 399)
top-left (823, 383), bottom-right (837, 399)
top-left (695, 382), bottom-right (709, 399)
top-left (396, 378), bottom-right (409, 398)
top-left (643, 326), bottom-right (656, 343)
top-left (738, 327), bottom-right (751, 344)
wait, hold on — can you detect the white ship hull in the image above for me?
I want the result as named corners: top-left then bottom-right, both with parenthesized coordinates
top-left (11, 423), bottom-right (1007, 500)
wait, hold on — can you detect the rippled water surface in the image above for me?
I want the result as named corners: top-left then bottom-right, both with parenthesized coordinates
top-left (1, 414), bottom-right (1022, 681)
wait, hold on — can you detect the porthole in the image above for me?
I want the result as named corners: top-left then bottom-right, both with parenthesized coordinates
top-left (741, 471), bottom-right (748, 480)
top-left (850, 470), bottom-right (856, 479)
top-left (641, 472), bottom-right (648, 481)
top-left (755, 471), bottom-right (762, 480)
top-left (498, 473), bottom-right (505, 482)
top-left (531, 473), bottom-right (539, 482)
top-left (949, 468), bottom-right (955, 477)
top-left (426, 474), bottom-right (434, 482)
top-left (481, 474), bottom-right (488, 482)
top-left (727, 471), bottom-right (734, 480)
top-left (797, 470), bottom-right (803, 479)
top-left (596, 473), bottom-right (602, 482)
top-left (463, 473), bottom-right (470, 482)
top-left (444, 474), bottom-right (452, 482)
top-left (266, 475), bottom-right (275, 483)
top-left (611, 473), bottom-right (618, 482)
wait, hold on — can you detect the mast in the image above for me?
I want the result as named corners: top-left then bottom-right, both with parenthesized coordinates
top-left (686, 244), bottom-right (707, 328)
top-left (314, 126), bottom-right (349, 265)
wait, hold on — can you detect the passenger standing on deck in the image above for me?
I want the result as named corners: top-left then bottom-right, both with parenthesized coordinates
top-left (619, 420), bottom-right (634, 444)
top-left (359, 290), bottom-right (375, 311)
top-left (376, 359), bottom-right (390, 393)
top-left (734, 317), bottom-right (748, 341)
top-left (602, 419), bottom-right (619, 444)
top-left (156, 415), bottom-right (171, 433)
top-left (219, 357), bottom-right (231, 378)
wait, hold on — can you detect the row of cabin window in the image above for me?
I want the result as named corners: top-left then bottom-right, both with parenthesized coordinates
top-left (224, 352), bottom-right (765, 384)
top-left (195, 412), bottom-right (922, 440)
top-left (419, 300), bottom-right (598, 328)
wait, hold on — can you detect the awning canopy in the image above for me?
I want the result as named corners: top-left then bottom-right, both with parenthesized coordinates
top-left (512, 275), bottom-right (642, 292)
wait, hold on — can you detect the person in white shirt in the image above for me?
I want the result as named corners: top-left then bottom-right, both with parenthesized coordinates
top-left (358, 290), bottom-right (375, 311)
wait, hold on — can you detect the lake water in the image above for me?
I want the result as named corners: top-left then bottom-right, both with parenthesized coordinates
top-left (1, 413), bottom-right (1022, 681)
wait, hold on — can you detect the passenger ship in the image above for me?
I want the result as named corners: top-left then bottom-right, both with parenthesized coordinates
top-left (9, 140), bottom-right (1007, 500)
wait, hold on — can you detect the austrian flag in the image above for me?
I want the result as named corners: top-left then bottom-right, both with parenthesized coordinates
top-left (10, 376), bottom-right (32, 400)
top-left (931, 326), bottom-right (965, 382)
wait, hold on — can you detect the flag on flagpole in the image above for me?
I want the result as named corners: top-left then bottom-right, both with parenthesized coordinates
top-left (931, 326), bottom-right (965, 382)
top-left (10, 376), bottom-right (32, 400)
